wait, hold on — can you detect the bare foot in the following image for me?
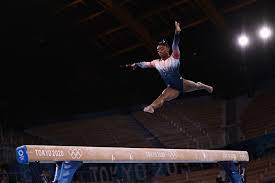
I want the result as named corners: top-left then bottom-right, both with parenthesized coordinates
top-left (143, 105), bottom-right (154, 114)
top-left (197, 82), bottom-right (213, 93)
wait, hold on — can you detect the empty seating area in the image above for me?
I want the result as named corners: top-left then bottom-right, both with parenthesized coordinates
top-left (133, 111), bottom-right (198, 148)
top-left (241, 88), bottom-right (275, 139)
top-left (0, 124), bottom-right (50, 164)
top-left (26, 115), bottom-right (152, 147)
top-left (133, 97), bottom-right (225, 149)
top-left (25, 97), bottom-right (225, 149)
top-left (246, 153), bottom-right (275, 183)
top-left (0, 123), bottom-right (48, 147)
top-left (172, 98), bottom-right (225, 147)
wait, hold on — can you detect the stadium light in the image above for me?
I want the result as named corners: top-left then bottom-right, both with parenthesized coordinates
top-left (237, 34), bottom-right (250, 48)
top-left (258, 25), bottom-right (272, 40)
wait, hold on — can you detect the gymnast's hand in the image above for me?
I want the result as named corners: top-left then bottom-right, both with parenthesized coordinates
top-left (124, 63), bottom-right (137, 70)
top-left (175, 21), bottom-right (181, 33)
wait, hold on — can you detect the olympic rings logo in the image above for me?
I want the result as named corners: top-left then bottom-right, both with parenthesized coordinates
top-left (68, 148), bottom-right (82, 159)
top-left (18, 149), bottom-right (25, 160)
top-left (168, 151), bottom-right (177, 159)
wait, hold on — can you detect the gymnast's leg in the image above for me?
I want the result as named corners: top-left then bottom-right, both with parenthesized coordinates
top-left (183, 79), bottom-right (213, 93)
top-left (143, 87), bottom-right (180, 113)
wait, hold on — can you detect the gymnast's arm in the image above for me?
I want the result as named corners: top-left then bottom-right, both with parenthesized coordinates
top-left (133, 61), bottom-right (156, 69)
top-left (127, 60), bottom-right (156, 69)
top-left (172, 21), bottom-right (181, 59)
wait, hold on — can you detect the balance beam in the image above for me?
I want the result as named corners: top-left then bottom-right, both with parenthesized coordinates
top-left (16, 145), bottom-right (249, 164)
top-left (16, 145), bottom-right (248, 183)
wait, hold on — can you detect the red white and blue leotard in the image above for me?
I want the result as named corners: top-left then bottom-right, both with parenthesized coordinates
top-left (136, 32), bottom-right (184, 92)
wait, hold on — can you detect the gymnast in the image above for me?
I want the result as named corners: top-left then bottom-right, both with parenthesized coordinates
top-left (127, 21), bottom-right (213, 113)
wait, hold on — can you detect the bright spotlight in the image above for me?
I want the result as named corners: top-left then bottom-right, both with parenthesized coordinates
top-left (238, 34), bottom-right (250, 48)
top-left (258, 26), bottom-right (272, 40)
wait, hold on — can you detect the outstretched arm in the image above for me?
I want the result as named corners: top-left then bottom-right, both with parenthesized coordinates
top-left (127, 60), bottom-right (156, 69)
top-left (134, 61), bottom-right (156, 68)
top-left (172, 21), bottom-right (181, 59)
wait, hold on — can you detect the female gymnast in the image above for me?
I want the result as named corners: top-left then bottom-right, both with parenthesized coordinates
top-left (127, 21), bottom-right (213, 113)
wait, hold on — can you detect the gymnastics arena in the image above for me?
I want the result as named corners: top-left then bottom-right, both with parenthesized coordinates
top-left (1, 0), bottom-right (275, 182)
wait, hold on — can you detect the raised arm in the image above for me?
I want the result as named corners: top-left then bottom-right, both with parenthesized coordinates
top-left (172, 21), bottom-right (181, 59)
